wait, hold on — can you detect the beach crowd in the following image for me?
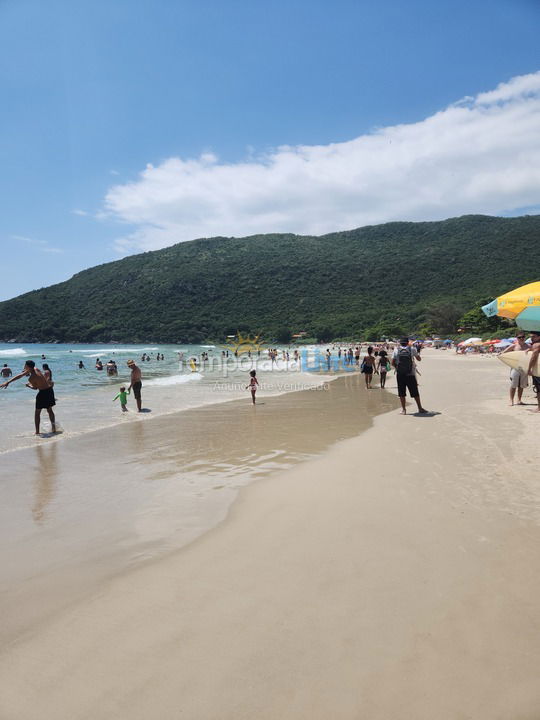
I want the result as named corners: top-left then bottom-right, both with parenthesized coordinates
top-left (2, 332), bottom-right (540, 436)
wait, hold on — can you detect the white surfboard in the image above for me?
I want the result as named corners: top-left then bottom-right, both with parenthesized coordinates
top-left (498, 350), bottom-right (540, 376)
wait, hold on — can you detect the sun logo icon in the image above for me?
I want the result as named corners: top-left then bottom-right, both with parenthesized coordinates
top-left (223, 331), bottom-right (264, 355)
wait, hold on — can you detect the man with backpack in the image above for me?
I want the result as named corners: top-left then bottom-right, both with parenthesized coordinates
top-left (391, 338), bottom-right (428, 415)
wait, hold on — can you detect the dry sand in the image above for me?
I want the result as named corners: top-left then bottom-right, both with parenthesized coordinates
top-left (1, 351), bottom-right (540, 719)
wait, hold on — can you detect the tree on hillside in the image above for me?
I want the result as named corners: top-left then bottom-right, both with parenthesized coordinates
top-left (276, 328), bottom-right (293, 344)
top-left (424, 302), bottom-right (463, 335)
top-left (458, 305), bottom-right (511, 335)
top-left (313, 326), bottom-right (334, 343)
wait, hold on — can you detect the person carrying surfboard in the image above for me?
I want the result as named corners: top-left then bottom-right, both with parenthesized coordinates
top-left (526, 331), bottom-right (540, 412)
top-left (501, 333), bottom-right (529, 406)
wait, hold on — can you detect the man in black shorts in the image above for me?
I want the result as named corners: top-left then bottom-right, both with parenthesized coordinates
top-left (0, 359), bottom-right (57, 434)
top-left (392, 338), bottom-right (428, 415)
top-left (127, 359), bottom-right (143, 412)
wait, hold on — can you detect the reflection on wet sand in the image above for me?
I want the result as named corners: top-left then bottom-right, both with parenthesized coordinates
top-left (0, 376), bottom-right (399, 644)
top-left (32, 443), bottom-right (58, 524)
top-left (119, 374), bottom-right (399, 486)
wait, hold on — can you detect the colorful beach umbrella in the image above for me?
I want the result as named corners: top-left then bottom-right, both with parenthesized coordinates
top-left (482, 281), bottom-right (540, 331)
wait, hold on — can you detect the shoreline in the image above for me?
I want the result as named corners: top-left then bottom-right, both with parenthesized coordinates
top-left (2, 351), bottom-right (540, 718)
top-left (0, 371), bottom-right (397, 647)
top-left (0, 353), bottom-right (335, 456)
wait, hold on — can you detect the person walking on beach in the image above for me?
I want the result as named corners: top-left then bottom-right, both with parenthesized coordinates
top-left (246, 369), bottom-right (259, 404)
top-left (0, 360), bottom-right (57, 434)
top-left (127, 359), bottom-right (143, 412)
top-left (360, 346), bottom-right (377, 388)
top-left (501, 332), bottom-right (529, 405)
top-left (392, 338), bottom-right (427, 415)
top-left (377, 350), bottom-right (389, 388)
top-left (1, 363), bottom-right (12, 378)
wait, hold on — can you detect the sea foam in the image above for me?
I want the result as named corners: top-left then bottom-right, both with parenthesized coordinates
top-left (0, 348), bottom-right (28, 357)
top-left (81, 347), bottom-right (159, 356)
top-left (145, 372), bottom-right (203, 387)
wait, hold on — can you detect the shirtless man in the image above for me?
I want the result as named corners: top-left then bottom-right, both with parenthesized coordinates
top-left (1, 364), bottom-right (12, 378)
top-left (0, 360), bottom-right (57, 434)
top-left (527, 331), bottom-right (540, 412)
top-left (127, 359), bottom-right (143, 412)
top-left (501, 332), bottom-right (529, 405)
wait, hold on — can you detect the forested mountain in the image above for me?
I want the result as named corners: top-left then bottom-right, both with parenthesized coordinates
top-left (1, 215), bottom-right (538, 343)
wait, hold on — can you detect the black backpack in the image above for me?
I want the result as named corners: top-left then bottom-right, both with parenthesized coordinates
top-left (396, 346), bottom-right (413, 375)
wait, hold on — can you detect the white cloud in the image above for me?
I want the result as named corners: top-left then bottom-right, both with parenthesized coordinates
top-left (13, 235), bottom-right (63, 254)
top-left (104, 71), bottom-right (540, 253)
top-left (72, 208), bottom-right (89, 216)
top-left (475, 72), bottom-right (540, 105)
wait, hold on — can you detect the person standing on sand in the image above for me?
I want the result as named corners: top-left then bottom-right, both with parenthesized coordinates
top-left (501, 332), bottom-right (529, 405)
top-left (127, 359), bottom-right (143, 412)
top-left (1, 363), bottom-right (12, 378)
top-left (392, 338), bottom-right (428, 415)
top-left (527, 331), bottom-right (540, 412)
top-left (0, 360), bottom-right (57, 434)
top-left (246, 369), bottom-right (259, 404)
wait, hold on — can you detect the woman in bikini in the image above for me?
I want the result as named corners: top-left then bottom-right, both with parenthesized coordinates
top-left (377, 349), bottom-right (389, 388)
top-left (361, 346), bottom-right (378, 389)
top-left (246, 369), bottom-right (259, 404)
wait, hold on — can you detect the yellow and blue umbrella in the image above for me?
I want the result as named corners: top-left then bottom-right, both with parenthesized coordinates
top-left (482, 281), bottom-right (540, 331)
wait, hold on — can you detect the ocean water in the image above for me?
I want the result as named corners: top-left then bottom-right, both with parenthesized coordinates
top-left (0, 343), bottom-right (331, 453)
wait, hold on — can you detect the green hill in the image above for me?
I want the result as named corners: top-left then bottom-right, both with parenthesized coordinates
top-left (1, 214), bottom-right (539, 343)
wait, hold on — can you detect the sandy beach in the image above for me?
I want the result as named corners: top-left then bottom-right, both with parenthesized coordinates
top-left (1, 351), bottom-right (540, 719)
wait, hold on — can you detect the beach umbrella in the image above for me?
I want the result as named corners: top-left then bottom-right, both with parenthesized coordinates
top-left (462, 337), bottom-right (482, 345)
top-left (482, 338), bottom-right (500, 345)
top-left (482, 281), bottom-right (540, 330)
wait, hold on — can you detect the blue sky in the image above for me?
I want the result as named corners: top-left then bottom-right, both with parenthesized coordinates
top-left (1, 0), bottom-right (539, 300)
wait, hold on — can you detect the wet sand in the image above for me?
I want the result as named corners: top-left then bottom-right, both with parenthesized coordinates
top-left (0, 373), bottom-right (397, 645)
top-left (1, 352), bottom-right (540, 719)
